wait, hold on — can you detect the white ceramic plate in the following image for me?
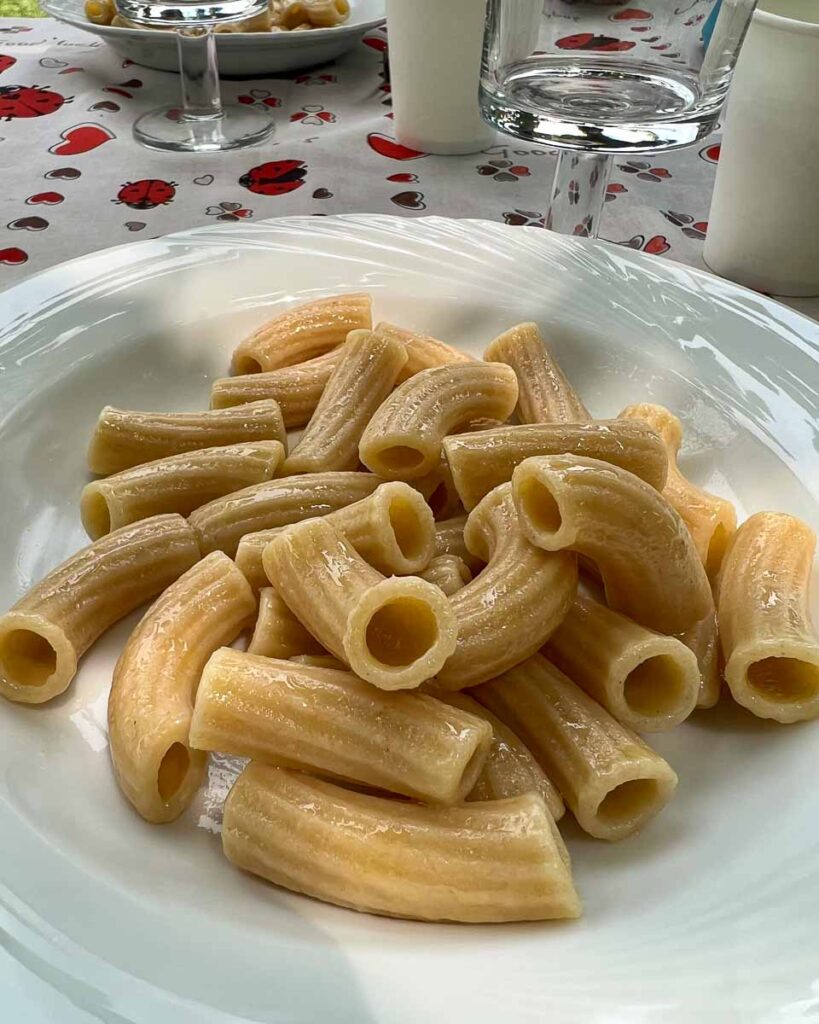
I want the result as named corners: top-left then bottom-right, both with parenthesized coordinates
top-left (41, 0), bottom-right (385, 76)
top-left (1, 215), bottom-right (818, 1024)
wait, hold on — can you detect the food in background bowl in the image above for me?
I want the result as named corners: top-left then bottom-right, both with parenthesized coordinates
top-left (84, 0), bottom-right (350, 31)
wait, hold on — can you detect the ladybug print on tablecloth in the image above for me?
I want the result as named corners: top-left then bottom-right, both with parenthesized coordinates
top-left (0, 85), bottom-right (69, 120)
top-left (115, 179), bottom-right (177, 210)
top-left (239, 160), bottom-right (307, 197)
top-left (556, 34), bottom-right (635, 52)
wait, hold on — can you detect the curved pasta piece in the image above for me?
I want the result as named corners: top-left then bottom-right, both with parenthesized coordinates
top-left (222, 764), bottom-right (581, 922)
top-left (282, 330), bottom-right (408, 474)
top-left (432, 516), bottom-right (484, 573)
top-left (189, 470), bottom-right (381, 557)
top-left (80, 441), bottom-right (284, 540)
top-left (512, 455), bottom-right (712, 635)
top-left (108, 552), bottom-right (255, 823)
top-left (87, 400), bottom-right (286, 476)
top-left (418, 555), bottom-right (472, 596)
top-left (236, 481), bottom-right (434, 589)
top-left (679, 607), bottom-right (722, 709)
top-left (434, 483), bottom-right (577, 691)
top-left (473, 655), bottom-right (678, 841)
top-left (230, 293), bottom-right (372, 375)
top-left (620, 403), bottom-right (737, 576)
top-left (263, 517), bottom-right (457, 690)
top-left (717, 511), bottom-right (819, 723)
top-left (191, 649), bottom-right (491, 804)
top-left (248, 586), bottom-right (325, 659)
top-left (210, 350), bottom-right (341, 427)
top-left (544, 594), bottom-right (700, 732)
top-left (484, 322), bottom-right (590, 423)
top-left (374, 322), bottom-right (472, 383)
top-left (303, 0), bottom-right (350, 27)
top-left (289, 654), bottom-right (346, 670)
top-left (412, 457), bottom-right (464, 520)
top-left (442, 419), bottom-right (668, 511)
top-left (0, 515), bottom-right (200, 705)
top-left (359, 362), bottom-right (519, 480)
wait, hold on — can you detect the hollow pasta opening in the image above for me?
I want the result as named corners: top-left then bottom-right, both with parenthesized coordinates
top-left (746, 657), bottom-right (819, 704)
top-left (427, 482), bottom-right (449, 519)
top-left (365, 597), bottom-right (438, 667)
top-left (623, 655), bottom-right (688, 718)
top-left (389, 495), bottom-right (426, 562)
top-left (519, 476), bottom-right (562, 536)
top-left (705, 522), bottom-right (730, 576)
top-left (233, 354), bottom-right (263, 375)
top-left (377, 445), bottom-right (425, 473)
top-left (334, 0), bottom-right (350, 13)
top-left (597, 778), bottom-right (660, 827)
top-left (157, 742), bottom-right (191, 802)
top-left (0, 629), bottom-right (57, 687)
top-left (83, 489), bottom-right (111, 539)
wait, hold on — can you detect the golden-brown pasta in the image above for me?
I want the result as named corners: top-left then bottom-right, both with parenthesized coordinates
top-left (512, 455), bottom-right (713, 634)
top-left (717, 511), bottom-right (819, 723)
top-left (432, 515), bottom-right (484, 572)
top-left (0, 515), bottom-right (201, 705)
top-left (411, 457), bottom-right (465, 520)
top-left (473, 655), bottom-right (678, 841)
top-left (374, 322), bottom-right (473, 383)
top-left (680, 607), bottom-right (722, 709)
top-left (108, 552), bottom-right (255, 823)
top-left (435, 483), bottom-right (577, 690)
top-left (303, 0), bottom-right (350, 26)
top-left (247, 587), bottom-right (325, 659)
top-left (80, 441), bottom-right (284, 540)
top-left (87, 400), bottom-right (286, 476)
top-left (359, 363), bottom-right (519, 480)
top-left (484, 322), bottom-right (590, 423)
top-left (289, 654), bottom-right (346, 670)
top-left (230, 293), bottom-right (372, 375)
top-left (418, 555), bottom-right (472, 596)
top-left (222, 764), bottom-right (581, 922)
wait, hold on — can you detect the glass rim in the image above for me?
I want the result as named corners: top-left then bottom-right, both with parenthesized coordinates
top-left (754, 5), bottom-right (819, 35)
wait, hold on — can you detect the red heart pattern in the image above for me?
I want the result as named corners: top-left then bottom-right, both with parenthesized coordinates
top-left (26, 191), bottom-right (64, 205)
top-left (49, 123), bottom-right (115, 156)
top-left (367, 133), bottom-right (427, 161)
top-left (0, 247), bottom-right (28, 265)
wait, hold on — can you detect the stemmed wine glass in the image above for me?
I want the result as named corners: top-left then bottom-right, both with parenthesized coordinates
top-left (480, 0), bottom-right (758, 237)
top-left (115, 0), bottom-right (276, 152)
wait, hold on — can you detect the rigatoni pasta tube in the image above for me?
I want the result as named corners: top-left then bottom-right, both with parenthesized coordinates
top-left (108, 553), bottom-right (255, 823)
top-left (263, 517), bottom-right (457, 690)
top-left (190, 650), bottom-right (491, 804)
top-left (374, 322), bottom-right (472, 382)
top-left (222, 764), bottom-right (581, 922)
top-left (512, 455), bottom-right (712, 635)
top-left (0, 515), bottom-right (200, 705)
top-left (717, 511), bottom-right (819, 723)
top-left (473, 655), bottom-right (678, 841)
top-left (87, 400), bottom-right (286, 476)
top-left (680, 608), bottom-right (721, 709)
top-left (433, 516), bottom-right (484, 572)
top-left (303, 0), bottom-right (350, 27)
top-left (544, 594), bottom-right (700, 732)
top-left (247, 587), bottom-right (324, 659)
top-left (210, 350), bottom-right (341, 427)
top-left (80, 441), bottom-right (284, 540)
top-left (359, 362), bottom-right (519, 480)
top-left (189, 470), bottom-right (380, 557)
top-left (434, 483), bottom-right (577, 691)
top-left (411, 458), bottom-right (464, 520)
top-left (289, 654), bottom-right (346, 671)
top-left (443, 420), bottom-right (668, 511)
top-left (230, 293), bottom-right (372, 375)
top-left (283, 330), bottom-right (408, 474)
top-left (236, 481), bottom-right (434, 589)
top-left (419, 555), bottom-right (471, 596)
top-left (484, 322), bottom-right (590, 424)
top-left (620, 403), bottom-right (736, 576)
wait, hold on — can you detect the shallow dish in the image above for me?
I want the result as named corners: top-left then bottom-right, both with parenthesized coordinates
top-left (41, 0), bottom-right (385, 75)
top-left (0, 215), bottom-right (818, 1023)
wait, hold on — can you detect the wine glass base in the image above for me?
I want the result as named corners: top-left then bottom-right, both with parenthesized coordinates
top-left (133, 105), bottom-right (275, 153)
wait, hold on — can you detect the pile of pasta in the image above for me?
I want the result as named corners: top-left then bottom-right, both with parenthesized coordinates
top-left (85, 0), bottom-right (350, 32)
top-left (1, 292), bottom-right (818, 924)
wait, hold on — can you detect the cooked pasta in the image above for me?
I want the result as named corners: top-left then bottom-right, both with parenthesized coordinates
top-left (247, 586), bottom-right (325, 659)
top-left (108, 553), bottom-right (255, 823)
top-left (359, 362), bottom-right (519, 480)
top-left (411, 457), bottom-right (464, 520)
top-left (80, 441), bottom-right (284, 540)
top-left (0, 515), bottom-right (200, 705)
top-left (544, 594), bottom-right (701, 732)
top-left (473, 655), bottom-right (678, 841)
top-left (283, 330), bottom-right (408, 474)
top-left (620, 403), bottom-right (737, 576)
top-left (717, 511), bottom-right (819, 723)
top-left (432, 515), bottom-right (484, 572)
top-left (190, 649), bottom-right (492, 803)
top-left (189, 470), bottom-right (380, 557)
top-left (303, 0), bottom-right (350, 27)
top-left (222, 764), bottom-right (581, 921)
top-left (484, 322), bottom-right (590, 423)
top-left (512, 455), bottom-right (712, 635)
top-left (230, 293), bottom-right (371, 375)
top-left (87, 400), bottom-right (286, 476)
top-left (434, 483), bottom-right (577, 691)
top-left (418, 554), bottom-right (472, 596)
top-left (443, 419), bottom-right (668, 511)
top-left (263, 517), bottom-right (457, 690)
top-left (289, 654), bottom-right (346, 670)
top-left (680, 608), bottom-right (722, 709)
top-left (374, 322), bottom-right (473, 382)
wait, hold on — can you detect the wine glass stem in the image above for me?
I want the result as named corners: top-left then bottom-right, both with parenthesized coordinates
top-left (177, 26), bottom-right (223, 120)
top-left (546, 151), bottom-right (611, 238)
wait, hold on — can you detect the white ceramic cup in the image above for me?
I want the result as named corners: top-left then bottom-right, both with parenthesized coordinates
top-left (385, 0), bottom-right (495, 155)
top-left (703, 0), bottom-right (819, 297)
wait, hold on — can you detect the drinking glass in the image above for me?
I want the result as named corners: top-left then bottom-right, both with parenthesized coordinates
top-left (115, 0), bottom-right (275, 152)
top-left (480, 0), bottom-right (758, 237)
